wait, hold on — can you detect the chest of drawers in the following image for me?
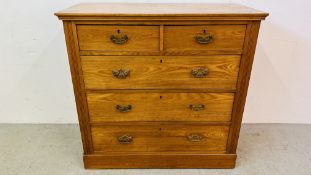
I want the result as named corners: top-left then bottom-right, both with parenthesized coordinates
top-left (56, 3), bottom-right (268, 169)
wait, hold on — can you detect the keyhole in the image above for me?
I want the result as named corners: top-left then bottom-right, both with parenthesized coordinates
top-left (160, 59), bottom-right (163, 63)
top-left (203, 29), bottom-right (206, 33)
top-left (159, 96), bottom-right (162, 99)
top-left (117, 29), bottom-right (120, 34)
top-left (159, 128), bottom-right (162, 131)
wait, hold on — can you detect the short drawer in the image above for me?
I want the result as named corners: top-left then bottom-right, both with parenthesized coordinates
top-left (164, 25), bottom-right (246, 52)
top-left (87, 92), bottom-right (234, 122)
top-left (77, 25), bottom-right (159, 52)
top-left (91, 124), bottom-right (229, 153)
top-left (81, 55), bottom-right (240, 90)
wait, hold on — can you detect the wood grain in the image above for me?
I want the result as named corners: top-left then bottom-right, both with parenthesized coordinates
top-left (87, 92), bottom-right (234, 122)
top-left (80, 50), bottom-right (242, 56)
top-left (74, 20), bottom-right (249, 25)
top-left (227, 21), bottom-right (261, 153)
top-left (62, 21), bottom-right (93, 153)
top-left (57, 3), bottom-right (267, 169)
top-left (58, 16), bottom-right (267, 21)
top-left (55, 3), bottom-right (268, 20)
top-left (80, 50), bottom-right (161, 56)
top-left (164, 25), bottom-right (246, 52)
top-left (81, 55), bottom-right (240, 90)
top-left (84, 153), bottom-right (237, 169)
top-left (77, 25), bottom-right (159, 51)
top-left (90, 121), bottom-right (231, 126)
top-left (91, 124), bottom-right (229, 153)
top-left (85, 89), bottom-right (236, 93)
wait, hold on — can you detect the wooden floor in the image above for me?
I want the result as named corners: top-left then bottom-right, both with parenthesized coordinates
top-left (1, 124), bottom-right (310, 175)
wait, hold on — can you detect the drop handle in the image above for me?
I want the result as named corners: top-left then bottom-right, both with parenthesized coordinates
top-left (191, 67), bottom-right (208, 78)
top-left (118, 135), bottom-right (133, 144)
top-left (189, 104), bottom-right (205, 111)
top-left (116, 105), bottom-right (132, 113)
top-left (112, 69), bottom-right (130, 79)
top-left (187, 134), bottom-right (204, 142)
top-left (194, 31), bottom-right (213, 44)
top-left (110, 34), bottom-right (128, 44)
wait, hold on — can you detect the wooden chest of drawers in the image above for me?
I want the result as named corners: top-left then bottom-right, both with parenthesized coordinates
top-left (55, 3), bottom-right (268, 169)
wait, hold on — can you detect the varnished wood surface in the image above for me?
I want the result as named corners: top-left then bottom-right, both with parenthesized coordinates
top-left (85, 89), bottom-right (236, 93)
top-left (57, 3), bottom-right (267, 169)
top-left (77, 24), bottom-right (245, 53)
top-left (87, 92), bottom-right (234, 122)
top-left (227, 21), bottom-right (261, 153)
top-left (90, 121), bottom-right (231, 126)
top-left (55, 3), bottom-right (268, 20)
top-left (84, 153), bottom-right (237, 169)
top-left (81, 55), bottom-right (240, 90)
top-left (91, 124), bottom-right (229, 153)
top-left (164, 25), bottom-right (246, 52)
top-left (77, 25), bottom-right (159, 51)
top-left (63, 21), bottom-right (93, 154)
top-left (79, 50), bottom-right (243, 56)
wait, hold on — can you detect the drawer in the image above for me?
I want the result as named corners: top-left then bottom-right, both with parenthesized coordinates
top-left (87, 92), bottom-right (234, 122)
top-left (91, 124), bottom-right (229, 153)
top-left (77, 25), bottom-right (159, 52)
top-left (81, 55), bottom-right (240, 90)
top-left (164, 25), bottom-right (246, 52)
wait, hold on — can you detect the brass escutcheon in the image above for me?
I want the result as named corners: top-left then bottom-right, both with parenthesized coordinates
top-left (112, 69), bottom-right (130, 79)
top-left (191, 67), bottom-right (208, 78)
top-left (194, 30), bottom-right (213, 44)
top-left (118, 135), bottom-right (133, 144)
top-left (187, 134), bottom-right (204, 142)
top-left (110, 34), bottom-right (128, 44)
top-left (116, 105), bottom-right (132, 113)
top-left (189, 104), bottom-right (205, 111)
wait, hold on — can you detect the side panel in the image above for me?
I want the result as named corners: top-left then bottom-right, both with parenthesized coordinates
top-left (63, 21), bottom-right (93, 153)
top-left (226, 21), bottom-right (261, 153)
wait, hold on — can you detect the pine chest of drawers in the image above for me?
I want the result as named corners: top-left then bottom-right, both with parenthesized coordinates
top-left (55, 3), bottom-right (268, 169)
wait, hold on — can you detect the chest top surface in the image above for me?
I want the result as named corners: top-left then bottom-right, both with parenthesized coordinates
top-left (55, 3), bottom-right (268, 20)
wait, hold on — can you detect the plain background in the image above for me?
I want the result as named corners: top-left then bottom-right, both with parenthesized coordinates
top-left (0, 0), bottom-right (310, 123)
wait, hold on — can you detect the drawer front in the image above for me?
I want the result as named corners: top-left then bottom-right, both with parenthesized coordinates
top-left (87, 92), bottom-right (234, 122)
top-left (81, 55), bottom-right (240, 90)
top-left (77, 25), bottom-right (159, 52)
top-left (91, 124), bottom-right (229, 153)
top-left (164, 25), bottom-right (246, 52)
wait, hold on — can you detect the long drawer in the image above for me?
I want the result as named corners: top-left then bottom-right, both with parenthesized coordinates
top-left (81, 55), bottom-right (240, 90)
top-left (87, 92), bottom-right (234, 122)
top-left (91, 124), bottom-right (229, 153)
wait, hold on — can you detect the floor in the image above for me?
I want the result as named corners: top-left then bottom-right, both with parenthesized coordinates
top-left (1, 124), bottom-right (310, 175)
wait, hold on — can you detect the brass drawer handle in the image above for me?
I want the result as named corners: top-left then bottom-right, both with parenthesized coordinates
top-left (110, 34), bottom-right (128, 44)
top-left (195, 31), bottom-right (213, 44)
top-left (187, 134), bottom-right (203, 142)
top-left (189, 104), bottom-right (205, 111)
top-left (116, 104), bottom-right (132, 113)
top-left (191, 67), bottom-right (208, 78)
top-left (118, 135), bottom-right (133, 144)
top-left (112, 69), bottom-right (130, 79)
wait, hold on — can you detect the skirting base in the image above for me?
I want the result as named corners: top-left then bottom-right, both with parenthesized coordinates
top-left (83, 153), bottom-right (237, 169)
